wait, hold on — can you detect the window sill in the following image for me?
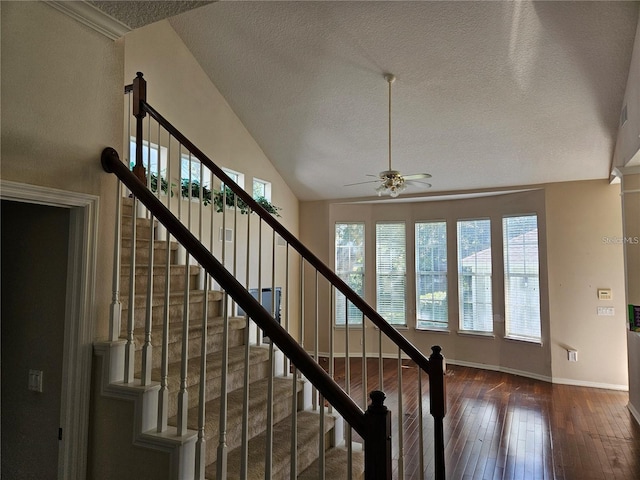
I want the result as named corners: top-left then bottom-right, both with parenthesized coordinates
top-left (334, 324), bottom-right (364, 329)
top-left (504, 335), bottom-right (543, 346)
top-left (456, 330), bottom-right (495, 339)
top-left (416, 328), bottom-right (450, 334)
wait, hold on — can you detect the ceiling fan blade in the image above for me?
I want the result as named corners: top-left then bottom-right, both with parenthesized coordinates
top-left (344, 179), bottom-right (383, 186)
top-left (406, 180), bottom-right (432, 188)
top-left (403, 173), bottom-right (432, 180)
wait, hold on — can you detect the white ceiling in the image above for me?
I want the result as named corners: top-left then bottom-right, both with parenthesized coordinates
top-left (103, 1), bottom-right (640, 201)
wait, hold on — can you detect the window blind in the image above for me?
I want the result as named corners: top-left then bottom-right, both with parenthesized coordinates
top-left (376, 223), bottom-right (406, 325)
top-left (503, 215), bottom-right (541, 340)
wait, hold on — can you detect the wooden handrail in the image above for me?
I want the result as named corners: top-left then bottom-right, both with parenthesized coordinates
top-left (140, 99), bottom-right (434, 376)
top-left (101, 146), bottom-right (367, 436)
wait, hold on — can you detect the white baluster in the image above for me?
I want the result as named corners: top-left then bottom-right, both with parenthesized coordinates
top-left (319, 393), bottom-right (326, 479)
top-left (240, 207), bottom-right (251, 480)
top-left (216, 189), bottom-right (229, 479)
top-left (141, 209), bottom-right (154, 386)
top-left (124, 197), bottom-right (137, 384)
top-left (195, 160), bottom-right (208, 479)
top-left (177, 158), bottom-right (193, 436)
top-left (290, 364), bottom-right (298, 479)
top-left (157, 136), bottom-right (172, 433)
top-left (109, 180), bottom-right (122, 342)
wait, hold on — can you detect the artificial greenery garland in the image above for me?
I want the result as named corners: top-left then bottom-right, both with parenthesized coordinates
top-left (136, 166), bottom-right (281, 217)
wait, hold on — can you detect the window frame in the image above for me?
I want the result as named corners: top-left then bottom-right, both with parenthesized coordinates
top-left (502, 214), bottom-right (542, 343)
top-left (415, 220), bottom-right (449, 331)
top-left (457, 218), bottom-right (493, 334)
top-left (334, 222), bottom-right (366, 326)
top-left (253, 177), bottom-right (272, 201)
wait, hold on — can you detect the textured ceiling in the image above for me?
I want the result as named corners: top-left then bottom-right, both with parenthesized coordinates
top-left (106, 1), bottom-right (638, 202)
top-left (90, 1), bottom-right (213, 29)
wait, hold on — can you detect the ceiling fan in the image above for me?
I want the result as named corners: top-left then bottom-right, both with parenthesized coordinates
top-left (346, 73), bottom-right (432, 198)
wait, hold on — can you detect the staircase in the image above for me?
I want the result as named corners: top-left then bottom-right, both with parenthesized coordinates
top-left (94, 72), bottom-right (446, 480)
top-left (117, 196), bottom-right (364, 479)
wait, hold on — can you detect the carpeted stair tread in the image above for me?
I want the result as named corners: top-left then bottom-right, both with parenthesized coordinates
top-left (160, 344), bottom-right (270, 390)
top-left (175, 376), bottom-right (303, 459)
top-left (125, 317), bottom-right (246, 361)
top-left (127, 315), bottom-right (247, 350)
top-left (205, 410), bottom-right (335, 480)
top-left (297, 446), bottom-right (365, 479)
top-left (121, 289), bottom-right (223, 311)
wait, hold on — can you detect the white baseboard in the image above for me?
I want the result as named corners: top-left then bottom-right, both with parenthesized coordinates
top-left (628, 402), bottom-right (640, 426)
top-left (315, 350), bottom-right (628, 391)
top-left (551, 376), bottom-right (628, 391)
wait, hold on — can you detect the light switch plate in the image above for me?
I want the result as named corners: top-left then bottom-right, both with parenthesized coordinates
top-left (28, 369), bottom-right (43, 392)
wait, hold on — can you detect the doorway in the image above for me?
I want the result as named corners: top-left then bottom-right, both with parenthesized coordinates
top-left (1, 200), bottom-right (70, 478)
top-left (0, 181), bottom-right (99, 478)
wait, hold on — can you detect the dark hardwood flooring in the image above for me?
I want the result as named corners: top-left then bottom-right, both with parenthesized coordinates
top-left (324, 358), bottom-right (640, 479)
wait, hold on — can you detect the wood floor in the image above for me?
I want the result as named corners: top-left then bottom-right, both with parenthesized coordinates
top-left (325, 358), bottom-right (640, 480)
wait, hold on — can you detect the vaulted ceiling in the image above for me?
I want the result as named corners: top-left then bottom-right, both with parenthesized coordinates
top-left (94, 1), bottom-right (639, 201)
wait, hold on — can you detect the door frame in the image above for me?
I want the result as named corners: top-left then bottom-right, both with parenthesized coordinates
top-left (1, 180), bottom-right (99, 479)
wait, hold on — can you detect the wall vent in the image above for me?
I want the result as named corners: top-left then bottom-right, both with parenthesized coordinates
top-left (219, 227), bottom-right (233, 242)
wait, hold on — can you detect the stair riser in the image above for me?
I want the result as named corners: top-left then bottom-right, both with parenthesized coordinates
top-left (121, 216), bottom-right (155, 240)
top-left (121, 299), bottom-right (223, 330)
top-left (121, 249), bottom-right (177, 266)
top-left (129, 328), bottom-right (246, 370)
top-left (120, 270), bottom-right (200, 296)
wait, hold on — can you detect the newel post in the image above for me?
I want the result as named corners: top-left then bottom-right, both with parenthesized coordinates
top-left (132, 72), bottom-right (147, 183)
top-left (364, 390), bottom-right (392, 480)
top-left (429, 345), bottom-right (447, 480)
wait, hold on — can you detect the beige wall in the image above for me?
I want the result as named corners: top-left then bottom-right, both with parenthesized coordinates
top-left (123, 21), bottom-right (301, 339)
top-left (1, 1), bottom-right (123, 340)
top-left (300, 180), bottom-right (628, 388)
top-left (546, 180), bottom-right (628, 388)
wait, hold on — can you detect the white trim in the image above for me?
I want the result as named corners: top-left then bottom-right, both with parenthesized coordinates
top-left (446, 359), bottom-right (552, 383)
top-left (46, 1), bottom-right (131, 41)
top-left (0, 180), bottom-right (99, 479)
top-left (551, 376), bottom-right (628, 392)
top-left (93, 342), bottom-right (198, 479)
top-left (316, 350), bottom-right (627, 391)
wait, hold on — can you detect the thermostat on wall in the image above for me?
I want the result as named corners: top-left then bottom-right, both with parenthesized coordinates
top-left (597, 288), bottom-right (612, 300)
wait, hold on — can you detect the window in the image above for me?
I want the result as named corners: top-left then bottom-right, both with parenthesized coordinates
top-left (335, 223), bottom-right (365, 325)
top-left (129, 138), bottom-right (166, 175)
top-left (253, 178), bottom-right (271, 201)
top-left (457, 219), bottom-right (493, 333)
top-left (376, 223), bottom-right (406, 326)
top-left (416, 221), bottom-right (448, 330)
top-left (222, 168), bottom-right (243, 188)
top-left (180, 153), bottom-right (212, 188)
top-left (503, 215), bottom-right (541, 341)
